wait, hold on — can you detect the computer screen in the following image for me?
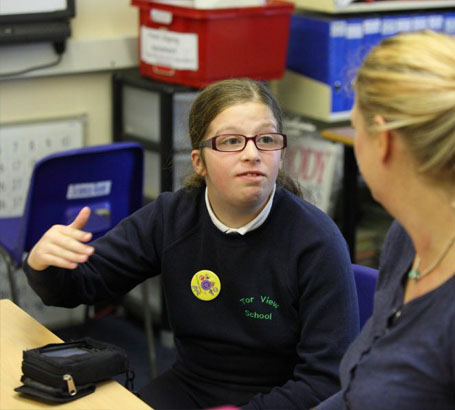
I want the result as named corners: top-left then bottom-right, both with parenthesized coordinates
top-left (0, 0), bottom-right (75, 23)
top-left (0, 0), bottom-right (75, 44)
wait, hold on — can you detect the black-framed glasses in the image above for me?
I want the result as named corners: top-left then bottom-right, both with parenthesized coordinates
top-left (199, 133), bottom-right (287, 152)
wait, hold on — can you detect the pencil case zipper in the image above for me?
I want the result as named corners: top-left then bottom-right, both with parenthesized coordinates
top-left (22, 360), bottom-right (74, 389)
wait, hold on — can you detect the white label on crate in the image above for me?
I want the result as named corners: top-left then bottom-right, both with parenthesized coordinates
top-left (397, 18), bottom-right (411, 33)
top-left (445, 16), bottom-right (455, 34)
top-left (151, 9), bottom-right (173, 25)
top-left (347, 23), bottom-right (362, 39)
top-left (382, 19), bottom-right (398, 36)
top-left (427, 15), bottom-right (443, 31)
top-left (66, 181), bottom-right (112, 200)
top-left (330, 21), bottom-right (346, 38)
top-left (363, 18), bottom-right (380, 35)
top-left (412, 16), bottom-right (427, 31)
top-left (141, 26), bottom-right (198, 71)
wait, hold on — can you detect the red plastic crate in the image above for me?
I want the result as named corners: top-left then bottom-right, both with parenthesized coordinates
top-left (131, 0), bottom-right (295, 88)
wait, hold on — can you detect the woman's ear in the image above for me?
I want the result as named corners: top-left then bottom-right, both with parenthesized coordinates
top-left (191, 149), bottom-right (207, 177)
top-left (373, 114), bottom-right (393, 163)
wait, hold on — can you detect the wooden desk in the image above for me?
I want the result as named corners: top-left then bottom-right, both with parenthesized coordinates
top-left (0, 299), bottom-right (152, 410)
top-left (321, 127), bottom-right (358, 261)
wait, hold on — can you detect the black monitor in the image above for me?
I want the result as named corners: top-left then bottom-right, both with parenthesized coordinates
top-left (0, 0), bottom-right (75, 45)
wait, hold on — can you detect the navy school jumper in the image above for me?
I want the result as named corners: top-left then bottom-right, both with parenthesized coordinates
top-left (24, 186), bottom-right (359, 409)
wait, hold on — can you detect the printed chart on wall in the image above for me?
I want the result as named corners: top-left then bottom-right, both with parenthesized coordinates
top-left (0, 115), bottom-right (85, 217)
top-left (282, 117), bottom-right (343, 217)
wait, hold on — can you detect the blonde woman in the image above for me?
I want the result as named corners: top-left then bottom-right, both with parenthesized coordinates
top-left (318, 30), bottom-right (455, 410)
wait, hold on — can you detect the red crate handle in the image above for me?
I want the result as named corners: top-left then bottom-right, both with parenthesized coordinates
top-left (152, 65), bottom-right (176, 76)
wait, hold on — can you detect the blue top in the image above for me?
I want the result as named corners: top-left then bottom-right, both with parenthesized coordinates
top-left (318, 221), bottom-right (455, 410)
top-left (24, 186), bottom-right (359, 409)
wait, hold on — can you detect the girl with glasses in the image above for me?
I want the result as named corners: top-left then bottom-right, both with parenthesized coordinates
top-left (25, 78), bottom-right (359, 409)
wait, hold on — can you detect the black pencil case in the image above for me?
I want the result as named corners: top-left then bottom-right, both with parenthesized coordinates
top-left (14, 337), bottom-right (134, 403)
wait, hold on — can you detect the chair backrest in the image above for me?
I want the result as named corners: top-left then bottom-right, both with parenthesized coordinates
top-left (15, 142), bottom-right (143, 262)
top-left (352, 264), bottom-right (379, 329)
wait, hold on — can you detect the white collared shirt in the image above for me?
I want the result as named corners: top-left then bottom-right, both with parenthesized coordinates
top-left (205, 184), bottom-right (276, 235)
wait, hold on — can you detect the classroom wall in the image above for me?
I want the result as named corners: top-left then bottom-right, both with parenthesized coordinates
top-left (0, 0), bottom-right (140, 327)
top-left (0, 0), bottom-right (139, 145)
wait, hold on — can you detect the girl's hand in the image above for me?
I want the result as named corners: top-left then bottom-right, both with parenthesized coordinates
top-left (27, 207), bottom-right (95, 271)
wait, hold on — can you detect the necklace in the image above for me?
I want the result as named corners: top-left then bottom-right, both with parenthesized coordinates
top-left (408, 232), bottom-right (455, 281)
top-left (409, 200), bottom-right (455, 281)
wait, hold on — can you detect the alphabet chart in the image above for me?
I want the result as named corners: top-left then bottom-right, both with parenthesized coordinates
top-left (0, 116), bottom-right (85, 217)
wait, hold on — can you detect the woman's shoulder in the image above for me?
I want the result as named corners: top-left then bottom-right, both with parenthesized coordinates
top-left (379, 221), bottom-right (413, 267)
top-left (384, 220), bottom-right (409, 244)
top-left (374, 220), bottom-right (414, 291)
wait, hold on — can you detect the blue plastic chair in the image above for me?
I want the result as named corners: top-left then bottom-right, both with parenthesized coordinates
top-left (352, 264), bottom-right (379, 329)
top-left (0, 141), bottom-right (161, 377)
top-left (0, 142), bottom-right (144, 303)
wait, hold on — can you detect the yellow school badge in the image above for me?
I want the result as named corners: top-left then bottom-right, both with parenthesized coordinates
top-left (191, 270), bottom-right (221, 301)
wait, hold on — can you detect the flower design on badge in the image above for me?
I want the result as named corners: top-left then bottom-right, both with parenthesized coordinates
top-left (191, 270), bottom-right (221, 301)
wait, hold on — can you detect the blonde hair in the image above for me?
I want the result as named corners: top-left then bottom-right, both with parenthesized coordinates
top-left (355, 30), bottom-right (455, 183)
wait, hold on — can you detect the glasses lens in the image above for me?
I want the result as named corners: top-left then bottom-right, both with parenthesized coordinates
top-left (256, 134), bottom-right (284, 150)
top-left (215, 135), bottom-right (245, 151)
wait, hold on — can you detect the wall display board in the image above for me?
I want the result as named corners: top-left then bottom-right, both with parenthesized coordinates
top-left (0, 115), bottom-right (85, 217)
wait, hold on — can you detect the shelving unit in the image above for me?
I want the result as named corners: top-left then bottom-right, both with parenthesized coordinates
top-left (289, 0), bottom-right (455, 14)
top-left (112, 69), bottom-right (199, 201)
top-left (276, 1), bottom-right (455, 263)
top-left (273, 1), bottom-right (455, 123)
top-left (270, 72), bottom-right (352, 123)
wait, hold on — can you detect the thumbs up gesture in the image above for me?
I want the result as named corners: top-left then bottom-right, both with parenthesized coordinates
top-left (28, 207), bottom-right (95, 271)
